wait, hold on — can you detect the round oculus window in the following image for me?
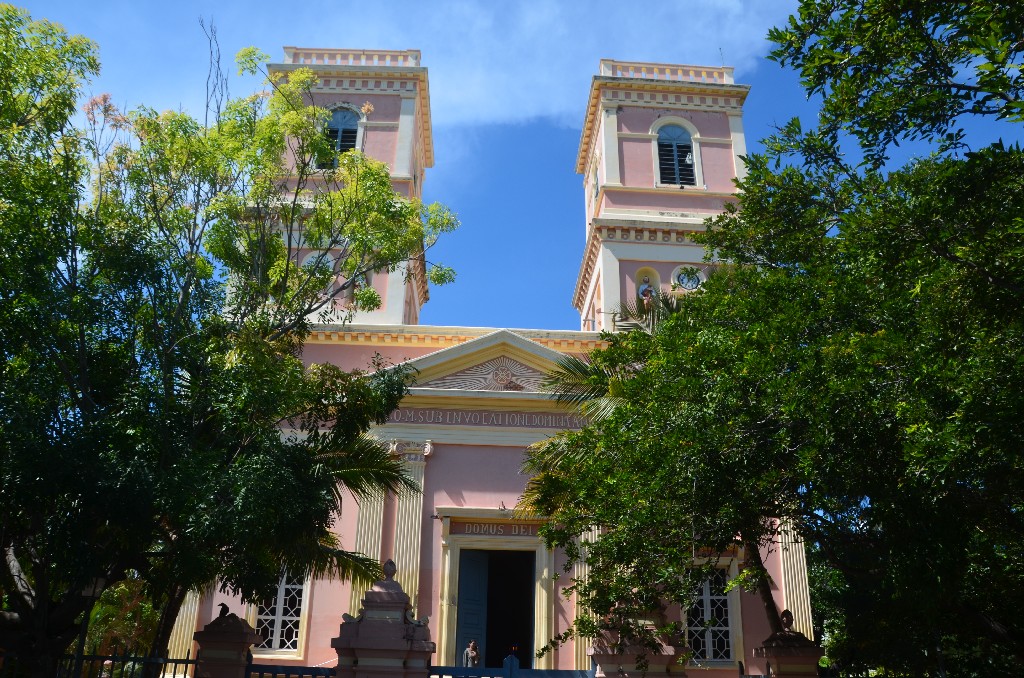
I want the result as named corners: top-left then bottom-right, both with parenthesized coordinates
top-left (675, 269), bottom-right (703, 290)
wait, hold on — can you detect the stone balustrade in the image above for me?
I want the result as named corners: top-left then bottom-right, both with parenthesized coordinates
top-left (283, 48), bottom-right (421, 68)
top-left (599, 59), bottom-right (734, 84)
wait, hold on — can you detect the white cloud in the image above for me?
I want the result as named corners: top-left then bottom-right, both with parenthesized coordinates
top-left (24, 0), bottom-right (797, 128)
top-left (298, 0), bottom-right (799, 128)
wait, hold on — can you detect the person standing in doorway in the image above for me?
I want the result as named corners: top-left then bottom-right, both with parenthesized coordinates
top-left (463, 639), bottom-right (480, 667)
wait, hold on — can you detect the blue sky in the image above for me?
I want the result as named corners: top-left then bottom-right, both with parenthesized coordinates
top-left (20, 1), bottom-right (1019, 331)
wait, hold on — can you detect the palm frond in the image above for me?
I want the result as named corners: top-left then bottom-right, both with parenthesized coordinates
top-left (543, 354), bottom-right (613, 407)
top-left (283, 538), bottom-right (383, 588)
top-left (615, 291), bottom-right (683, 333)
top-left (316, 434), bottom-right (419, 504)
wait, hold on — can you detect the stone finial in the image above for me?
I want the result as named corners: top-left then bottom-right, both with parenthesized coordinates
top-left (333, 560), bottom-right (435, 678)
top-left (760, 609), bottom-right (815, 648)
top-left (372, 559), bottom-right (404, 594)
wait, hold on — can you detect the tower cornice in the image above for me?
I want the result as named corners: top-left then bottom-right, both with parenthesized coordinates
top-left (575, 59), bottom-right (750, 174)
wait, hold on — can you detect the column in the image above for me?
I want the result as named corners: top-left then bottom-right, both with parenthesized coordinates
top-left (348, 491), bottom-right (386, 616)
top-left (601, 105), bottom-right (621, 185)
top-left (779, 520), bottom-right (814, 639)
top-left (394, 95), bottom-right (417, 179)
top-left (166, 590), bottom-right (201, 658)
top-left (392, 440), bottom-right (430, 615)
top-left (573, 528), bottom-right (599, 670)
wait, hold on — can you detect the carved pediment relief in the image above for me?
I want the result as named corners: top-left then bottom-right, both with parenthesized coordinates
top-left (420, 356), bottom-right (545, 392)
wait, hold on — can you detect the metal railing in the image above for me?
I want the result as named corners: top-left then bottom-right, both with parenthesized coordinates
top-left (246, 663), bottom-right (333, 678)
top-left (430, 655), bottom-right (592, 678)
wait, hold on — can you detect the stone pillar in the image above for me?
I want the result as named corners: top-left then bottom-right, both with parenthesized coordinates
top-left (333, 559), bottom-right (435, 678)
top-left (589, 640), bottom-right (689, 677)
top-left (349, 492), bottom-right (386, 616)
top-left (753, 609), bottom-right (824, 678)
top-left (193, 608), bottom-right (260, 678)
top-left (392, 440), bottom-right (429, 613)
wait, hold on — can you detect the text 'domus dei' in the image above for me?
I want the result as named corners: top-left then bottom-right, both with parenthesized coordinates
top-left (450, 520), bottom-right (543, 537)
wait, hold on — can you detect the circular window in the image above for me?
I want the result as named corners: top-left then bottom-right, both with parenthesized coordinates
top-left (672, 266), bottom-right (705, 291)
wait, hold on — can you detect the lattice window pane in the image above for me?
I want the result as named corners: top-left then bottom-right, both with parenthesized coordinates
top-left (686, 571), bottom-right (732, 661)
top-left (255, 572), bottom-right (305, 651)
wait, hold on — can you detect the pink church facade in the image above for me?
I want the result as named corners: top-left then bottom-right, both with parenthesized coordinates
top-left (170, 49), bottom-right (813, 676)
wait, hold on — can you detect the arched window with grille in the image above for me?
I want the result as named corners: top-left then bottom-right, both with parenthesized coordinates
top-left (318, 108), bottom-right (360, 168)
top-left (657, 124), bottom-right (696, 186)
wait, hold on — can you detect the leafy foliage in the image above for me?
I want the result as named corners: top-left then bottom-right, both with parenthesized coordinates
top-left (769, 0), bottom-right (1024, 166)
top-left (0, 8), bottom-right (457, 674)
top-left (524, 2), bottom-right (1024, 675)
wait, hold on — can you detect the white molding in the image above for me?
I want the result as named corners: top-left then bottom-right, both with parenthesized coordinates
top-left (599, 247), bottom-right (621, 324)
top-left (728, 112), bottom-right (748, 181)
top-left (398, 328), bottom-right (569, 374)
top-left (601, 106), bottom-right (620, 185)
top-left (370, 423), bottom-right (566, 447)
top-left (437, 511), bottom-right (556, 668)
top-left (605, 240), bottom-right (707, 263)
top-left (395, 96), bottom-right (417, 177)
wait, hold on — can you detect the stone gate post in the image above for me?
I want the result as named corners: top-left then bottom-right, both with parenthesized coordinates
top-left (588, 639), bottom-right (690, 677)
top-left (193, 607), bottom-right (261, 678)
top-left (753, 609), bottom-right (824, 678)
top-left (332, 559), bottom-right (435, 678)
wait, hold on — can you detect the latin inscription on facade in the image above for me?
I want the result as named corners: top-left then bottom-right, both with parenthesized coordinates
top-left (451, 519), bottom-right (543, 537)
top-left (388, 407), bottom-right (586, 429)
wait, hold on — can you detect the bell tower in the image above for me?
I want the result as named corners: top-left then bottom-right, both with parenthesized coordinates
top-left (573, 59), bottom-right (751, 330)
top-left (269, 48), bottom-right (433, 325)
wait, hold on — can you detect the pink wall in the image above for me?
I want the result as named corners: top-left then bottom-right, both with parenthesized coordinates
top-left (614, 107), bottom-right (734, 191)
top-left (302, 342), bottom-right (438, 372)
top-left (603, 189), bottom-right (732, 215)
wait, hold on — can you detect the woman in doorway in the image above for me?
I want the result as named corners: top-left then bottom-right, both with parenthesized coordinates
top-left (463, 639), bottom-right (480, 667)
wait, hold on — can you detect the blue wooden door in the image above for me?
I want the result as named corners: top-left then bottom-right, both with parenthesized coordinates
top-left (456, 550), bottom-right (489, 666)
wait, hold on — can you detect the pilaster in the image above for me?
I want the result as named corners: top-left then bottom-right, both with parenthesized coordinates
top-left (394, 95), bottom-right (417, 179)
top-left (349, 493), bottom-right (386, 616)
top-left (601, 105), bottom-right (621, 186)
top-left (391, 439), bottom-right (431, 614)
top-left (166, 590), bottom-right (201, 658)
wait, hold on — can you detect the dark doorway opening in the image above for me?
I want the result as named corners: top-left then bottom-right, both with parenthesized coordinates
top-left (485, 550), bottom-right (535, 668)
top-left (456, 549), bottom-right (536, 668)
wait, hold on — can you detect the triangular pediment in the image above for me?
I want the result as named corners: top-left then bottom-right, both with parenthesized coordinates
top-left (401, 329), bottom-right (565, 394)
top-left (420, 355), bottom-right (544, 392)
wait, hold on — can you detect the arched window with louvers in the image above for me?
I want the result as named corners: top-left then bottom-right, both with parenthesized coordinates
top-left (318, 107), bottom-right (361, 168)
top-left (656, 123), bottom-right (698, 187)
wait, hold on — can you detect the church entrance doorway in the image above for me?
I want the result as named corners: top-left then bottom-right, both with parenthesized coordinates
top-left (455, 549), bottom-right (536, 668)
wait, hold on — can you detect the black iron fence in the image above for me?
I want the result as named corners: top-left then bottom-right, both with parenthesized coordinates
top-left (0, 650), bottom-right (197, 678)
top-left (246, 663), bottom-right (333, 678)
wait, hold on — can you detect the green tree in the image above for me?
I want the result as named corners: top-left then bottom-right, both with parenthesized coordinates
top-left (0, 9), bottom-right (457, 676)
top-left (523, 2), bottom-right (1024, 675)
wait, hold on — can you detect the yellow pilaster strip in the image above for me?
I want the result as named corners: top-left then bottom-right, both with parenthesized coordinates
top-left (348, 493), bottom-right (386, 616)
top-left (392, 440), bottom-right (429, 615)
top-left (779, 520), bottom-right (814, 639)
top-left (166, 590), bottom-right (200, 659)
top-left (573, 528), bottom-right (599, 670)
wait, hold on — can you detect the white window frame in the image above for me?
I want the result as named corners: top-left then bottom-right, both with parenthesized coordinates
top-left (651, 117), bottom-right (703, 189)
top-left (686, 568), bottom-right (735, 664)
top-left (318, 104), bottom-right (366, 169)
top-left (249, 572), bottom-right (311, 658)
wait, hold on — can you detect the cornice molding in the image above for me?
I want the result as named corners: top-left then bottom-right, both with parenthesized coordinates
top-left (268, 61), bottom-right (434, 168)
top-left (577, 76), bottom-right (750, 173)
top-left (307, 324), bottom-right (605, 353)
top-left (572, 221), bottom-right (710, 310)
